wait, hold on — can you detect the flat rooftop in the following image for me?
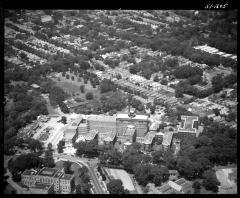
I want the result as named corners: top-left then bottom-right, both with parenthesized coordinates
top-left (22, 169), bottom-right (39, 176)
top-left (87, 115), bottom-right (117, 122)
top-left (117, 113), bottom-right (148, 120)
top-left (37, 167), bottom-right (60, 177)
top-left (162, 132), bottom-right (174, 146)
top-left (178, 115), bottom-right (198, 133)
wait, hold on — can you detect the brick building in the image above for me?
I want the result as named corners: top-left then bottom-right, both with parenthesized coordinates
top-left (21, 167), bottom-right (75, 194)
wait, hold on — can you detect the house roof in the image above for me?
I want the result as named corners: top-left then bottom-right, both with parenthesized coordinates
top-left (87, 115), bottom-right (116, 122)
top-left (123, 125), bottom-right (136, 136)
top-left (168, 181), bottom-right (182, 192)
top-left (117, 113), bottom-right (148, 120)
top-left (37, 167), bottom-right (60, 177)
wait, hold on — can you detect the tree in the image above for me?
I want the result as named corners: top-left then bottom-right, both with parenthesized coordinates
top-left (175, 87), bottom-right (184, 98)
top-left (86, 92), bottom-right (94, 100)
top-left (153, 75), bottom-right (160, 82)
top-left (78, 166), bottom-right (90, 184)
top-left (63, 161), bottom-right (73, 174)
top-left (28, 138), bottom-right (43, 152)
top-left (202, 170), bottom-right (220, 193)
top-left (100, 148), bottom-right (122, 165)
top-left (75, 184), bottom-right (83, 194)
top-left (99, 79), bottom-right (116, 93)
top-left (211, 74), bottom-right (224, 93)
top-left (107, 179), bottom-right (128, 194)
top-left (43, 149), bottom-right (55, 168)
top-left (58, 101), bottom-right (69, 113)
top-left (152, 150), bottom-right (164, 164)
top-left (78, 179), bottom-right (91, 194)
top-left (129, 64), bottom-right (140, 74)
top-left (60, 116), bottom-right (67, 124)
top-left (192, 181), bottom-right (201, 194)
top-left (133, 164), bottom-right (152, 186)
top-left (57, 140), bottom-right (65, 153)
top-left (47, 143), bottom-right (53, 151)
top-left (80, 85), bottom-right (85, 93)
top-left (160, 79), bottom-right (168, 85)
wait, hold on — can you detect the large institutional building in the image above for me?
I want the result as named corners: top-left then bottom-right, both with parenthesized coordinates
top-left (21, 167), bottom-right (75, 194)
top-left (116, 110), bottom-right (149, 137)
top-left (64, 110), bottom-right (149, 145)
top-left (63, 110), bottom-right (199, 153)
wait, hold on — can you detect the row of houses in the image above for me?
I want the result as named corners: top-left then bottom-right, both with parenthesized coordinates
top-left (193, 45), bottom-right (237, 61)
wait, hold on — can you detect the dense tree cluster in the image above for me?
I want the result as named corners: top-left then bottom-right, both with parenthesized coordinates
top-left (8, 153), bottom-right (43, 182)
top-left (75, 139), bottom-right (99, 158)
top-left (76, 166), bottom-right (91, 194)
top-left (174, 121), bottom-right (237, 181)
top-left (211, 73), bottom-right (237, 93)
top-left (99, 79), bottom-right (117, 93)
top-left (57, 140), bottom-right (65, 153)
top-left (202, 170), bottom-right (220, 193)
top-left (100, 91), bottom-right (127, 113)
top-left (174, 65), bottom-right (203, 79)
top-left (107, 179), bottom-right (129, 194)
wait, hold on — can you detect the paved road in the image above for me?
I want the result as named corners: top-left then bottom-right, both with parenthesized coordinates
top-left (53, 153), bottom-right (106, 194)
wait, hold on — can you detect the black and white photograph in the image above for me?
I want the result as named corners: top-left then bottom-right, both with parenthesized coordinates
top-left (3, 8), bottom-right (237, 195)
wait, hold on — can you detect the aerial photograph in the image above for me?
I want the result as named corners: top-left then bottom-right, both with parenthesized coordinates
top-left (4, 9), bottom-right (237, 194)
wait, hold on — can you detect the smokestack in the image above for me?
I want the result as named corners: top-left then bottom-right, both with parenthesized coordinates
top-left (128, 93), bottom-right (131, 115)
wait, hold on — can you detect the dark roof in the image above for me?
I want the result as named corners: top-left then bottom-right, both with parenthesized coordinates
top-left (37, 168), bottom-right (60, 177)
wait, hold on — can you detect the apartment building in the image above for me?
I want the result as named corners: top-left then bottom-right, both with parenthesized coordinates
top-left (21, 167), bottom-right (74, 194)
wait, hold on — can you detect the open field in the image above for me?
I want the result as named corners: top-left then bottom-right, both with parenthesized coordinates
top-left (105, 168), bottom-right (136, 192)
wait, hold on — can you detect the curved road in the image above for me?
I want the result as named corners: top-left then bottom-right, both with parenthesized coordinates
top-left (53, 153), bottom-right (106, 194)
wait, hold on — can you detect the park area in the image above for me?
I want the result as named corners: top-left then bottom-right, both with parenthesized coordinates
top-left (50, 71), bottom-right (101, 100)
top-left (104, 168), bottom-right (136, 193)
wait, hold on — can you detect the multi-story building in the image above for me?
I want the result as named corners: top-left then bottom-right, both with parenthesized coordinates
top-left (116, 111), bottom-right (149, 137)
top-left (87, 115), bottom-right (116, 134)
top-left (21, 167), bottom-right (75, 194)
top-left (64, 116), bottom-right (83, 144)
top-left (162, 132), bottom-right (174, 150)
top-left (176, 115), bottom-right (199, 139)
top-left (136, 131), bottom-right (156, 151)
top-left (117, 125), bottom-right (136, 144)
top-left (98, 131), bottom-right (117, 145)
top-left (158, 178), bottom-right (192, 194)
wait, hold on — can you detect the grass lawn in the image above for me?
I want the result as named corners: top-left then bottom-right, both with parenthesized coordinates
top-left (51, 72), bottom-right (101, 101)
